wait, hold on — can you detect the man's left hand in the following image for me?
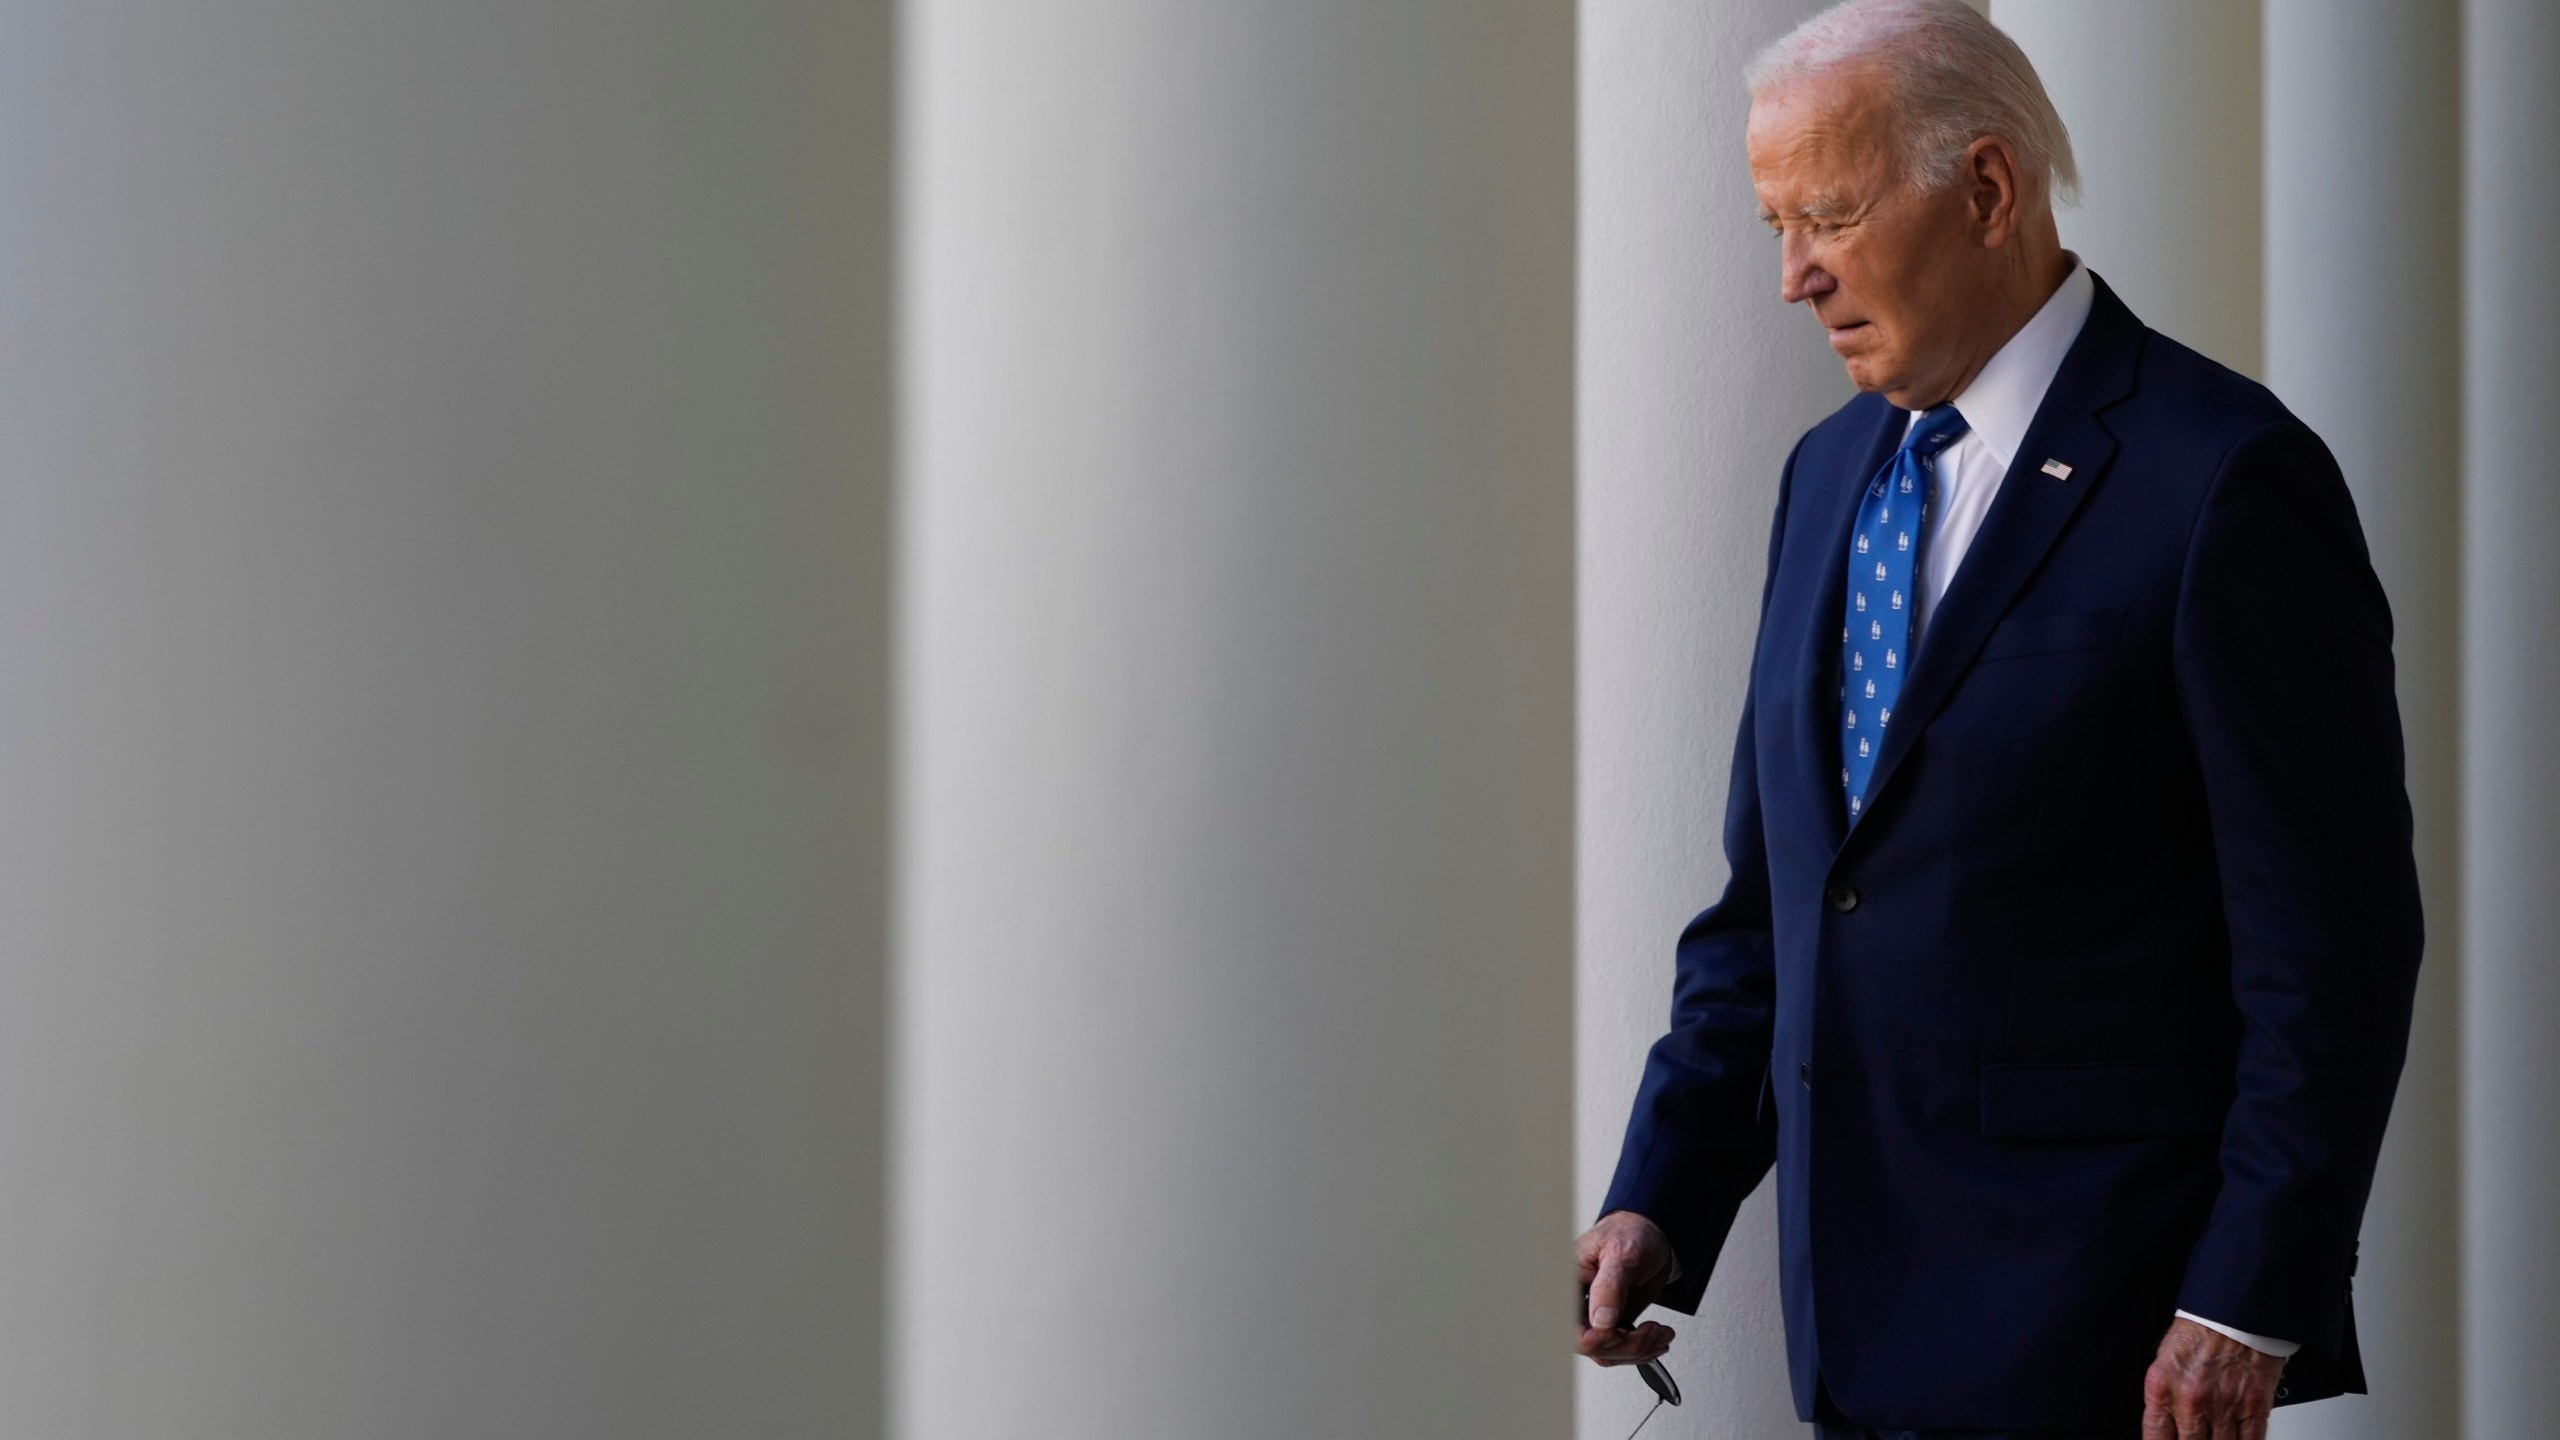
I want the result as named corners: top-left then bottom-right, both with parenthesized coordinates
top-left (2141, 1317), bottom-right (2284, 1440)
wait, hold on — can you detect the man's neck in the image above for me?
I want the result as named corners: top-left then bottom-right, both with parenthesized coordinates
top-left (1916, 247), bottom-right (2075, 410)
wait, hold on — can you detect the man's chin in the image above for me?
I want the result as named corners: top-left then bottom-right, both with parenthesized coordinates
top-left (1841, 359), bottom-right (1902, 397)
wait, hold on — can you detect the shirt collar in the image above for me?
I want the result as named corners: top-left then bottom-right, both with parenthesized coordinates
top-left (1915, 257), bottom-right (2094, 471)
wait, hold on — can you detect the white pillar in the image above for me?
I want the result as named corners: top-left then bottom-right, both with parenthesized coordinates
top-left (1574, 3), bottom-right (1844, 1438)
top-left (895, 5), bottom-right (1575, 1438)
top-left (2262, 5), bottom-right (2463, 1436)
top-left (2463, 0), bottom-right (2560, 1434)
top-left (1992, 0), bottom-right (2265, 378)
top-left (0, 2), bottom-right (891, 1436)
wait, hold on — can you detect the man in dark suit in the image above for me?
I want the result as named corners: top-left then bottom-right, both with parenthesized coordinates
top-left (1570, 5), bottom-right (2423, 1438)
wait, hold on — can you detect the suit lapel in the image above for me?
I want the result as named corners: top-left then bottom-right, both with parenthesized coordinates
top-left (1851, 279), bottom-right (2145, 827)
top-left (1788, 394), bottom-right (1905, 852)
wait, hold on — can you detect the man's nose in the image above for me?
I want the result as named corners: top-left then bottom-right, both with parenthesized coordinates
top-left (1779, 237), bottom-right (1833, 306)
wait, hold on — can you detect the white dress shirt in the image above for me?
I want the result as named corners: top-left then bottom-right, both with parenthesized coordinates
top-left (1894, 258), bottom-right (2299, 1362)
top-left (1903, 258), bottom-right (2092, 636)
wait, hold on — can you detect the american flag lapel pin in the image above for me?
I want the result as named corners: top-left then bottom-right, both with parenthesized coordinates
top-left (2040, 458), bottom-right (2074, 480)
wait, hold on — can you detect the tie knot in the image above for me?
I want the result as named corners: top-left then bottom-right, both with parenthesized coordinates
top-left (1904, 403), bottom-right (1969, 457)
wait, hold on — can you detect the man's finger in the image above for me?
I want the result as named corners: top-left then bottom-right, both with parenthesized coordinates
top-left (2140, 1362), bottom-right (2175, 1439)
top-left (1574, 1324), bottom-right (1644, 1359)
top-left (1613, 1321), bottom-right (1673, 1357)
top-left (1586, 1253), bottom-right (1629, 1330)
top-left (1574, 1320), bottom-right (1674, 1363)
top-left (2173, 1387), bottom-right (2215, 1440)
top-left (1574, 1323), bottom-right (1643, 1358)
top-left (1575, 1329), bottom-right (1631, 1363)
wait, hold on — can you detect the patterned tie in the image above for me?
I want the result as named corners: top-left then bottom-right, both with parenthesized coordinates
top-left (1841, 403), bottom-right (1968, 821)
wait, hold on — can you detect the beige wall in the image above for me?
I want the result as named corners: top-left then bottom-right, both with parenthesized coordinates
top-left (895, 4), bottom-right (1575, 1438)
top-left (0, 2), bottom-right (891, 1435)
top-left (1993, 0), bottom-right (2266, 378)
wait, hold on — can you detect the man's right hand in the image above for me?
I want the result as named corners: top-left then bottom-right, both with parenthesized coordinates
top-left (1574, 1210), bottom-right (1678, 1367)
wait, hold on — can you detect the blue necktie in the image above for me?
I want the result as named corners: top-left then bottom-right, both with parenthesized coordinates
top-left (1841, 403), bottom-right (1968, 821)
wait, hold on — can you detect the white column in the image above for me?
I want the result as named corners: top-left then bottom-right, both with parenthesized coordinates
top-left (1992, 0), bottom-right (2265, 377)
top-left (0, 2), bottom-right (891, 1436)
top-left (895, 4), bottom-right (1574, 1438)
top-left (2463, 1), bottom-right (2560, 1434)
top-left (1574, 3), bottom-right (1844, 1438)
top-left (2262, 4), bottom-right (2463, 1436)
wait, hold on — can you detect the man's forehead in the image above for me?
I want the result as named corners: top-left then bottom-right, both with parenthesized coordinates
top-left (1747, 73), bottom-right (1897, 206)
top-left (1750, 149), bottom-right (1883, 221)
top-left (1749, 68), bottom-right (1894, 151)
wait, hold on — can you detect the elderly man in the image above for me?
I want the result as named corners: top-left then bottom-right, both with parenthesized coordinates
top-left (1572, 4), bottom-right (2422, 1439)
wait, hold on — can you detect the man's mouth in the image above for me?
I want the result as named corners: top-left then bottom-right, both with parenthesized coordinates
top-left (1824, 319), bottom-right (1871, 350)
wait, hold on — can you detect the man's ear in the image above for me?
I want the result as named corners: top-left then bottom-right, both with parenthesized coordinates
top-left (1967, 135), bottom-right (2025, 249)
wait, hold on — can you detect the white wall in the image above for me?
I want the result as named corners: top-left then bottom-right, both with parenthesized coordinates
top-left (1574, 4), bottom-right (1846, 1437)
top-left (895, 4), bottom-right (1574, 1438)
top-left (1993, 0), bottom-right (2265, 378)
top-left (2262, 5), bottom-right (2463, 1435)
top-left (0, 3), bottom-right (891, 1435)
top-left (2463, 1), bottom-right (2560, 1434)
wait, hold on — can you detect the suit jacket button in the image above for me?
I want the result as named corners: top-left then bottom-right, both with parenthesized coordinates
top-left (1826, 884), bottom-right (1859, 912)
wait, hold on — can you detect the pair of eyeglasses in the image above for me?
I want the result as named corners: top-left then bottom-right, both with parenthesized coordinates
top-left (1623, 1357), bottom-right (1681, 1440)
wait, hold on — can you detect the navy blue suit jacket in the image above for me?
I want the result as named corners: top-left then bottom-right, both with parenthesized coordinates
top-left (1602, 276), bottom-right (2423, 1431)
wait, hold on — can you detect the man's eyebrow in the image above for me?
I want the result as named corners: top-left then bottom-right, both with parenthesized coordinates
top-left (1757, 195), bottom-right (1857, 225)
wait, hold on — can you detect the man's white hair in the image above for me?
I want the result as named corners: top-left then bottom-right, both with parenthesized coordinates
top-left (1747, 0), bottom-right (2079, 207)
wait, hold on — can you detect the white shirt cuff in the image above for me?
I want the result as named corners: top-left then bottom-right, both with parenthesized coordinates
top-left (2175, 1310), bottom-right (2300, 1358)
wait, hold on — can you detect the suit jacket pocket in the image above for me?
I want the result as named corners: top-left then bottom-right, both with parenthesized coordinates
top-left (1978, 605), bottom-right (2125, 661)
top-left (1979, 1057), bottom-right (2222, 1141)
